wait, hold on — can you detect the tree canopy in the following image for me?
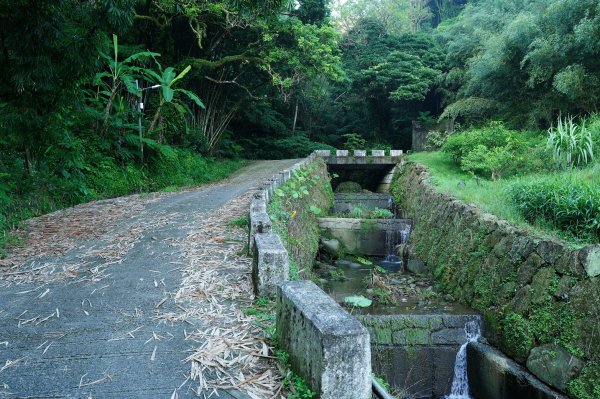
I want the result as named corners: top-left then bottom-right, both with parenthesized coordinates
top-left (2, 0), bottom-right (600, 246)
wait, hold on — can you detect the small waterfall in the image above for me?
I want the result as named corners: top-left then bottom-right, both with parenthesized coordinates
top-left (399, 226), bottom-right (409, 244)
top-left (444, 320), bottom-right (481, 399)
top-left (385, 228), bottom-right (396, 257)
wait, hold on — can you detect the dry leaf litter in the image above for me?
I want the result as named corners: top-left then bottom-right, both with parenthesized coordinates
top-left (0, 182), bottom-right (286, 398)
top-left (161, 191), bottom-right (284, 399)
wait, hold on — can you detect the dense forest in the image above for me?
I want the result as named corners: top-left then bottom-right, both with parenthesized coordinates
top-left (1, 0), bottom-right (600, 250)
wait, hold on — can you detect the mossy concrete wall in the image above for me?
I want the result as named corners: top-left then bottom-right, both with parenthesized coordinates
top-left (391, 162), bottom-right (600, 399)
top-left (359, 314), bottom-right (479, 398)
top-left (268, 158), bottom-right (334, 279)
top-left (318, 218), bottom-right (411, 256)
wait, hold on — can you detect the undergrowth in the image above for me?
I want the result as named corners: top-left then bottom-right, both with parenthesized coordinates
top-left (408, 152), bottom-right (598, 246)
top-left (0, 149), bottom-right (243, 256)
top-left (243, 297), bottom-right (315, 399)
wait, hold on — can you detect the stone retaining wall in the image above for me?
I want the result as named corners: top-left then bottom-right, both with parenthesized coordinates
top-left (392, 162), bottom-right (600, 399)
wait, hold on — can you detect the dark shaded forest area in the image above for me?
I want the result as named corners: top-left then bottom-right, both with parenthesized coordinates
top-left (2, 0), bottom-right (600, 252)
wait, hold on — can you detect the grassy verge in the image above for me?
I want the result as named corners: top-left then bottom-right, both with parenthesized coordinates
top-left (408, 151), bottom-right (599, 247)
top-left (0, 151), bottom-right (244, 256)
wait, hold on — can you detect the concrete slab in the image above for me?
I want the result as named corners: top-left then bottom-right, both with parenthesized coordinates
top-left (276, 281), bottom-right (371, 399)
top-left (318, 218), bottom-right (411, 256)
top-left (467, 342), bottom-right (567, 399)
top-left (252, 233), bottom-right (289, 296)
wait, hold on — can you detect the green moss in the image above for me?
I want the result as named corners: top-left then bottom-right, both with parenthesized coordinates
top-left (335, 181), bottom-right (362, 193)
top-left (567, 362), bottom-right (600, 399)
top-left (529, 300), bottom-right (584, 358)
top-left (501, 312), bottom-right (534, 362)
top-left (268, 158), bottom-right (333, 280)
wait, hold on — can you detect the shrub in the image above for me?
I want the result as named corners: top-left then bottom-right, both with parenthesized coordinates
top-left (460, 144), bottom-right (512, 180)
top-left (585, 113), bottom-right (600, 159)
top-left (335, 181), bottom-right (362, 193)
top-left (442, 121), bottom-right (514, 163)
top-left (510, 177), bottom-right (600, 242)
top-left (342, 133), bottom-right (367, 151)
top-left (442, 122), bottom-right (550, 178)
top-left (547, 115), bottom-right (594, 169)
top-left (425, 130), bottom-right (448, 150)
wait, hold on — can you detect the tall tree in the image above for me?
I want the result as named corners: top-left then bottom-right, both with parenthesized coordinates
top-left (438, 0), bottom-right (600, 126)
top-left (407, 0), bottom-right (433, 32)
top-left (0, 0), bottom-right (137, 173)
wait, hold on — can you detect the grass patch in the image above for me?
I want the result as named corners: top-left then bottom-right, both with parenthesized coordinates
top-left (408, 152), bottom-right (598, 247)
top-left (243, 297), bottom-right (315, 399)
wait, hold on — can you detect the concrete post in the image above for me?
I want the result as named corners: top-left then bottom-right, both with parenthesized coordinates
top-left (277, 281), bottom-right (371, 399)
top-left (252, 233), bottom-right (289, 296)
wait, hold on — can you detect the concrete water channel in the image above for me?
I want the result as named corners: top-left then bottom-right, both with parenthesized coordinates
top-left (315, 153), bottom-right (481, 399)
top-left (250, 150), bottom-right (569, 399)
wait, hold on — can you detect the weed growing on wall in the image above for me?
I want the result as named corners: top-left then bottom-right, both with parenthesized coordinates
top-left (567, 362), bottom-right (600, 399)
top-left (268, 159), bottom-right (333, 279)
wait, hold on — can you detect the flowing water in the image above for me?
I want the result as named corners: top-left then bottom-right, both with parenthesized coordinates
top-left (444, 320), bottom-right (481, 399)
top-left (380, 224), bottom-right (411, 272)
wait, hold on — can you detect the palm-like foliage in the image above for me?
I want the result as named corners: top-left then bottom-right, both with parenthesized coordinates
top-left (547, 115), bottom-right (594, 169)
top-left (145, 60), bottom-right (205, 136)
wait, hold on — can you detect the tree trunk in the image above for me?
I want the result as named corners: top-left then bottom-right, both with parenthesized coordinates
top-left (292, 99), bottom-right (299, 133)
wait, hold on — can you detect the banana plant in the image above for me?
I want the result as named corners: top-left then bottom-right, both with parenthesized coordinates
top-left (94, 34), bottom-right (159, 134)
top-left (144, 59), bottom-right (205, 136)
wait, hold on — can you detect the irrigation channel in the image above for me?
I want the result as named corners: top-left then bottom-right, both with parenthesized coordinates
top-left (314, 163), bottom-right (481, 399)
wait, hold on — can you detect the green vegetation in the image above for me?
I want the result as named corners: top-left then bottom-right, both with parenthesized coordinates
top-left (408, 151), bottom-right (599, 245)
top-left (547, 115), bottom-right (595, 170)
top-left (243, 297), bottom-right (315, 399)
top-left (343, 295), bottom-right (372, 308)
top-left (567, 362), bottom-right (600, 399)
top-left (501, 313), bottom-right (534, 362)
top-left (438, 0), bottom-right (600, 125)
top-left (275, 349), bottom-right (316, 399)
top-left (511, 177), bottom-right (600, 242)
top-left (332, 204), bottom-right (394, 220)
top-left (268, 159), bottom-right (334, 279)
top-left (441, 122), bottom-right (551, 179)
top-left (227, 215), bottom-right (250, 229)
top-left (335, 181), bottom-right (363, 193)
